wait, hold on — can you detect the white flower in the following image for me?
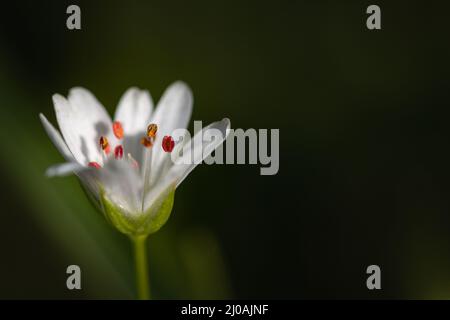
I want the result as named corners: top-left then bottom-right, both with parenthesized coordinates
top-left (40, 81), bottom-right (230, 235)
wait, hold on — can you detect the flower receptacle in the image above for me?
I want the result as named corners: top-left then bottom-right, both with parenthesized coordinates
top-left (99, 187), bottom-right (175, 237)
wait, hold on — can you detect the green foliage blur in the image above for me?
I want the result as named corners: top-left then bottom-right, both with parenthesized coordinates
top-left (0, 0), bottom-right (450, 299)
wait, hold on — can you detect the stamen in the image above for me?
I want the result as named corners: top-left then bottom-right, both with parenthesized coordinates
top-left (147, 123), bottom-right (158, 138)
top-left (99, 136), bottom-right (110, 154)
top-left (128, 153), bottom-right (139, 169)
top-left (113, 121), bottom-right (124, 139)
top-left (114, 145), bottom-right (124, 159)
top-left (88, 162), bottom-right (101, 169)
top-left (141, 141), bottom-right (154, 211)
top-left (140, 137), bottom-right (153, 148)
top-left (162, 135), bottom-right (175, 153)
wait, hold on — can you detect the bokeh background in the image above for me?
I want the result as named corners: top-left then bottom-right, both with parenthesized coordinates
top-left (0, 0), bottom-right (449, 299)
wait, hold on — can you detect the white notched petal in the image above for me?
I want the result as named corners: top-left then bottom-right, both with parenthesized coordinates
top-left (172, 118), bottom-right (230, 187)
top-left (149, 81), bottom-right (193, 185)
top-left (39, 113), bottom-right (74, 162)
top-left (150, 81), bottom-right (193, 134)
top-left (114, 87), bottom-right (153, 135)
top-left (45, 162), bottom-right (88, 177)
top-left (53, 88), bottom-right (113, 166)
top-left (114, 88), bottom-right (154, 168)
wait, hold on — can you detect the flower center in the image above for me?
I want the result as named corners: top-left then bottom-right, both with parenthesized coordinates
top-left (92, 122), bottom-right (175, 170)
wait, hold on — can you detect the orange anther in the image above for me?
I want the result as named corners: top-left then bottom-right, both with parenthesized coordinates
top-left (113, 121), bottom-right (124, 139)
top-left (140, 137), bottom-right (153, 148)
top-left (147, 123), bottom-right (158, 138)
top-left (99, 136), bottom-right (110, 154)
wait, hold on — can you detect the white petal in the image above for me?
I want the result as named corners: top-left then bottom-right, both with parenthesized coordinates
top-left (53, 88), bottom-right (113, 165)
top-left (149, 81), bottom-right (193, 185)
top-left (143, 118), bottom-right (230, 212)
top-left (45, 162), bottom-right (88, 177)
top-left (151, 81), bottom-right (193, 133)
top-left (142, 117), bottom-right (228, 210)
top-left (142, 168), bottom-right (178, 213)
top-left (114, 87), bottom-right (153, 135)
top-left (39, 113), bottom-right (74, 162)
top-left (44, 160), bottom-right (100, 201)
top-left (99, 159), bottom-right (143, 215)
top-left (114, 88), bottom-right (153, 168)
top-left (172, 118), bottom-right (230, 187)
top-left (78, 170), bottom-right (102, 202)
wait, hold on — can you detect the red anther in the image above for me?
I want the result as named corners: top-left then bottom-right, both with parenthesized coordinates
top-left (99, 136), bottom-right (110, 154)
top-left (88, 162), bottom-right (101, 169)
top-left (114, 145), bottom-right (124, 159)
top-left (113, 121), bottom-right (124, 139)
top-left (162, 135), bottom-right (175, 153)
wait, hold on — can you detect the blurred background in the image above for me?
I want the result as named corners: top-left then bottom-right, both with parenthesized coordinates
top-left (0, 0), bottom-right (449, 299)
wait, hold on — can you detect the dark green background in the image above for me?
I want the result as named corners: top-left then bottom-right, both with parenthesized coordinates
top-left (0, 0), bottom-right (449, 299)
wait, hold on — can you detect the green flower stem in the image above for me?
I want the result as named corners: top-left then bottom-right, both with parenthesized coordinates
top-left (132, 235), bottom-right (151, 300)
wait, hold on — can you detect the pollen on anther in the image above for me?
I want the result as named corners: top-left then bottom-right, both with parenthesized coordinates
top-left (162, 135), bottom-right (175, 153)
top-left (147, 123), bottom-right (158, 138)
top-left (99, 136), bottom-right (110, 154)
top-left (141, 137), bottom-right (153, 148)
top-left (113, 121), bottom-right (124, 139)
top-left (88, 162), bottom-right (101, 169)
top-left (114, 145), bottom-right (124, 159)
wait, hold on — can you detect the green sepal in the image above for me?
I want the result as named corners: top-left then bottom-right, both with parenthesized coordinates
top-left (99, 186), bottom-right (175, 237)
